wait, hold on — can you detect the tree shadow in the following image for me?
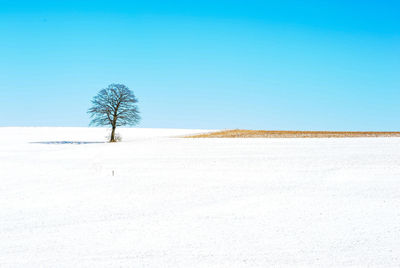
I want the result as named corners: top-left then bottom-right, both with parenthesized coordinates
top-left (30, 141), bottom-right (105, 145)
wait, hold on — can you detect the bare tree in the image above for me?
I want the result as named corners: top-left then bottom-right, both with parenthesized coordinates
top-left (88, 83), bottom-right (140, 142)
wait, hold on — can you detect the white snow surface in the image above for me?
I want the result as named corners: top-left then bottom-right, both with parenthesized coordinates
top-left (1, 127), bottom-right (400, 267)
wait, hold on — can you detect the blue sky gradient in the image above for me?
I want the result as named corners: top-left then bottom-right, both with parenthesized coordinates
top-left (0, 0), bottom-right (399, 130)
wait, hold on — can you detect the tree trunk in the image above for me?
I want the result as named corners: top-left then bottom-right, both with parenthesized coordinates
top-left (110, 126), bottom-right (116, 142)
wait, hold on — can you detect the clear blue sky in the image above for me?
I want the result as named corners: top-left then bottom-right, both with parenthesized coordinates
top-left (0, 0), bottom-right (399, 130)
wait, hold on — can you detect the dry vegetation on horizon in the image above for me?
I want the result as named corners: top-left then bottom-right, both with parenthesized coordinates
top-left (186, 129), bottom-right (400, 138)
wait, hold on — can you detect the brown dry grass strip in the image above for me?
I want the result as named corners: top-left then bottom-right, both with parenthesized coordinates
top-left (186, 129), bottom-right (400, 138)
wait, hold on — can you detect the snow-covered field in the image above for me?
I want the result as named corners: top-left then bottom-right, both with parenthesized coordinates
top-left (1, 127), bottom-right (400, 267)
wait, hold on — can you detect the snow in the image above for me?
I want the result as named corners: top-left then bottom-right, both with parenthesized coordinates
top-left (1, 127), bottom-right (400, 267)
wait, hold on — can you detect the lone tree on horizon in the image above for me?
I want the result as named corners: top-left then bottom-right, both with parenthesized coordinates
top-left (88, 83), bottom-right (140, 142)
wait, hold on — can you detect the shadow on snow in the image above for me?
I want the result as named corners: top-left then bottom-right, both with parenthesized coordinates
top-left (30, 141), bottom-right (105, 145)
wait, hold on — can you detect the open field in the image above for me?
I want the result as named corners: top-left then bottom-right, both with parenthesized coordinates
top-left (186, 129), bottom-right (400, 138)
top-left (1, 127), bottom-right (400, 267)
